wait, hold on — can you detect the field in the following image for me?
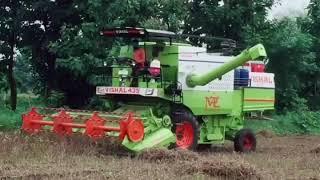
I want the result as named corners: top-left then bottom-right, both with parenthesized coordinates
top-left (0, 131), bottom-right (319, 180)
top-left (0, 96), bottom-right (319, 179)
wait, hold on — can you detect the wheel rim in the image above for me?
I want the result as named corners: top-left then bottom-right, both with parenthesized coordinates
top-left (243, 134), bottom-right (254, 150)
top-left (175, 122), bottom-right (194, 149)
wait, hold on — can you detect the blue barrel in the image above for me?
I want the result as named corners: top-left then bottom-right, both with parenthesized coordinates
top-left (234, 69), bottom-right (241, 86)
top-left (239, 69), bottom-right (249, 86)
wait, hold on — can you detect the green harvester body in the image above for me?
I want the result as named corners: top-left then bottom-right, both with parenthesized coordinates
top-left (95, 28), bottom-right (275, 152)
top-left (21, 28), bottom-right (275, 153)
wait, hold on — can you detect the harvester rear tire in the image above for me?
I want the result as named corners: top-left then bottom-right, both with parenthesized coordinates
top-left (171, 110), bottom-right (200, 151)
top-left (234, 128), bottom-right (256, 153)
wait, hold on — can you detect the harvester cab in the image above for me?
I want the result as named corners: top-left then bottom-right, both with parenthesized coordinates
top-left (101, 28), bottom-right (177, 91)
top-left (21, 27), bottom-right (275, 153)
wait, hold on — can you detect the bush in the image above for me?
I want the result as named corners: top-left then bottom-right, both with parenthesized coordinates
top-left (0, 94), bottom-right (44, 130)
top-left (46, 91), bottom-right (65, 108)
top-left (272, 111), bottom-right (320, 135)
top-left (246, 111), bottom-right (320, 135)
top-left (87, 96), bottom-right (115, 111)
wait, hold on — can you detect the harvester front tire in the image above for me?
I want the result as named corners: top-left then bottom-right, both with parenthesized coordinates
top-left (234, 128), bottom-right (256, 153)
top-left (172, 110), bottom-right (200, 151)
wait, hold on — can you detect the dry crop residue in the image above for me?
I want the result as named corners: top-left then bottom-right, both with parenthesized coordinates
top-left (0, 131), bottom-right (319, 179)
top-left (138, 149), bottom-right (260, 179)
top-left (310, 145), bottom-right (320, 154)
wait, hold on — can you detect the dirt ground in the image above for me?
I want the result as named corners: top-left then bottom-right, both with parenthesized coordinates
top-left (0, 131), bottom-right (319, 180)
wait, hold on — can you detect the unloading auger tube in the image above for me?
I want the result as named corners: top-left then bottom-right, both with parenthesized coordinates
top-left (186, 43), bottom-right (267, 87)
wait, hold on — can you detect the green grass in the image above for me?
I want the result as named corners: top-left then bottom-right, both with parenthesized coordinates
top-left (0, 94), bottom-right (44, 130)
top-left (245, 111), bottom-right (320, 135)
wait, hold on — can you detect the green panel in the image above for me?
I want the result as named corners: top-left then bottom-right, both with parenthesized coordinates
top-left (119, 45), bottom-right (134, 58)
top-left (198, 115), bottom-right (243, 144)
top-left (158, 45), bottom-right (178, 66)
top-left (201, 118), bottom-right (225, 143)
top-left (113, 105), bottom-right (176, 153)
top-left (182, 90), bottom-right (235, 115)
top-left (187, 89), bottom-right (253, 144)
top-left (122, 128), bottom-right (176, 153)
top-left (232, 90), bottom-right (243, 115)
top-left (161, 66), bottom-right (177, 84)
top-left (159, 46), bottom-right (178, 83)
top-left (243, 88), bottom-right (275, 111)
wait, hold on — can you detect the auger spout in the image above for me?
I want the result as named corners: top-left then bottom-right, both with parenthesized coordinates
top-left (186, 43), bottom-right (267, 87)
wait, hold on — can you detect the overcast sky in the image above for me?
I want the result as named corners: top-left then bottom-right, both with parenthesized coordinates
top-left (269, 0), bottom-right (310, 19)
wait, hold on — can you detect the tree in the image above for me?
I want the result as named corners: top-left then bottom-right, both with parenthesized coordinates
top-left (245, 18), bottom-right (316, 112)
top-left (151, 0), bottom-right (188, 32)
top-left (27, 0), bottom-right (81, 98)
top-left (14, 49), bottom-right (35, 93)
top-left (304, 0), bottom-right (320, 109)
top-left (307, 0), bottom-right (320, 41)
top-left (183, 0), bottom-right (276, 50)
top-left (0, 0), bottom-right (36, 110)
top-left (48, 0), bottom-right (188, 107)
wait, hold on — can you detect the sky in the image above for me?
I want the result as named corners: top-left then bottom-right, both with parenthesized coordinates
top-left (269, 0), bottom-right (310, 19)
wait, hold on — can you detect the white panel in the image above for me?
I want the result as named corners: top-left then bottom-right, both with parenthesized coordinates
top-left (178, 61), bottom-right (234, 91)
top-left (249, 72), bottom-right (275, 88)
top-left (177, 46), bottom-right (234, 91)
top-left (178, 46), bottom-right (230, 62)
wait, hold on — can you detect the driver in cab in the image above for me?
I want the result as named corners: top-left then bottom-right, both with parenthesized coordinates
top-left (132, 40), bottom-right (146, 72)
top-left (132, 40), bottom-right (163, 79)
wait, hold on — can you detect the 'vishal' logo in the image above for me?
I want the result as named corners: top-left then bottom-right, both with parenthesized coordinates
top-left (205, 96), bottom-right (220, 109)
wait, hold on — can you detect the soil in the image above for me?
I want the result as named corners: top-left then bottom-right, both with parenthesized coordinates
top-left (0, 131), bottom-right (319, 180)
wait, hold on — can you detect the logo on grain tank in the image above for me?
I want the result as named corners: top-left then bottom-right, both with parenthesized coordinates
top-left (205, 96), bottom-right (220, 110)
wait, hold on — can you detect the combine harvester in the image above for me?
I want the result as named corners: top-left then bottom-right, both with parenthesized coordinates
top-left (21, 28), bottom-right (275, 153)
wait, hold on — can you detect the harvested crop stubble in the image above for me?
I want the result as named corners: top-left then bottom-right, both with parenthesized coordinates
top-left (310, 145), bottom-right (320, 154)
top-left (2, 131), bottom-right (319, 179)
top-left (137, 148), bottom-right (199, 162)
top-left (0, 131), bottom-right (130, 156)
top-left (180, 156), bottom-right (261, 180)
top-left (138, 148), bottom-right (261, 179)
top-left (257, 130), bottom-right (274, 138)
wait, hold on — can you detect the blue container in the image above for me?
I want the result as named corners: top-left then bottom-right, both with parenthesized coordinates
top-left (234, 69), bottom-right (241, 86)
top-left (239, 69), bottom-right (249, 86)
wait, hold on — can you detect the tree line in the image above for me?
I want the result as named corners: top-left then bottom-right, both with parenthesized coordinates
top-left (1, 0), bottom-right (320, 113)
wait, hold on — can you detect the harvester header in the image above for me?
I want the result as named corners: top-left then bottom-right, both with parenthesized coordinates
top-left (22, 108), bottom-right (144, 142)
